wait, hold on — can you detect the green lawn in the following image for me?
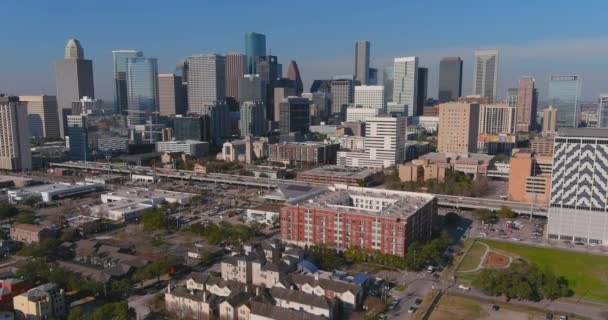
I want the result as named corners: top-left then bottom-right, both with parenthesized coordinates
top-left (479, 239), bottom-right (608, 303)
top-left (457, 241), bottom-right (487, 272)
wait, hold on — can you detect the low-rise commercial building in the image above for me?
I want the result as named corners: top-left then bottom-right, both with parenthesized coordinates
top-left (246, 204), bottom-right (281, 225)
top-left (296, 165), bottom-right (384, 186)
top-left (399, 160), bottom-right (449, 183)
top-left (13, 283), bottom-right (65, 320)
top-left (9, 224), bottom-right (54, 245)
top-left (416, 152), bottom-right (494, 178)
top-left (7, 182), bottom-right (102, 204)
top-left (507, 150), bottom-right (552, 205)
top-left (221, 138), bottom-right (268, 163)
top-left (155, 140), bottom-right (209, 157)
top-left (268, 142), bottom-right (339, 164)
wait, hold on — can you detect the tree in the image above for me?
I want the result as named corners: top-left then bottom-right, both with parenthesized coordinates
top-left (444, 212), bottom-right (460, 225)
top-left (68, 307), bottom-right (86, 320)
top-left (141, 209), bottom-right (166, 231)
top-left (90, 302), bottom-right (129, 320)
top-left (497, 206), bottom-right (516, 219)
top-left (472, 209), bottom-right (496, 223)
top-left (0, 201), bottom-right (18, 220)
top-left (15, 212), bottom-right (37, 224)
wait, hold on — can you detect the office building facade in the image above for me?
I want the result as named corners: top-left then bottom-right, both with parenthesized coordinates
top-left (56, 39), bottom-right (95, 137)
top-left (67, 115), bottom-right (89, 161)
top-left (113, 50), bottom-right (143, 114)
top-left (126, 57), bottom-right (159, 125)
top-left (548, 128), bottom-right (608, 245)
top-left (238, 74), bottom-right (266, 103)
top-left (437, 103), bottom-right (480, 153)
top-left (516, 77), bottom-right (537, 132)
top-left (225, 53), bottom-right (247, 99)
top-left (354, 40), bottom-right (370, 85)
top-left (158, 74), bottom-right (186, 116)
top-left (354, 85), bottom-right (385, 110)
top-left (507, 88), bottom-right (518, 108)
top-left (279, 97), bottom-right (310, 135)
top-left (438, 57), bottom-right (463, 102)
top-left (187, 54), bottom-right (226, 110)
top-left (273, 86), bottom-right (296, 122)
top-left (18, 95), bottom-right (60, 139)
top-left (330, 77), bottom-right (355, 115)
top-left (392, 57), bottom-right (418, 117)
top-left (416, 67), bottom-right (428, 116)
top-left (599, 95), bottom-right (608, 128)
top-left (542, 107), bottom-right (558, 135)
top-left (245, 32), bottom-right (266, 74)
top-left (287, 60), bottom-right (303, 95)
top-left (383, 66), bottom-right (394, 103)
top-left (472, 50), bottom-right (499, 103)
top-left (173, 115), bottom-right (210, 142)
top-left (0, 96), bottom-right (31, 171)
top-left (548, 75), bottom-right (581, 129)
top-left (240, 101), bottom-right (267, 136)
top-left (478, 104), bottom-right (515, 134)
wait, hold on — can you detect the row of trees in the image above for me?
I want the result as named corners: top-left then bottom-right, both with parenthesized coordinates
top-left (16, 259), bottom-right (103, 295)
top-left (386, 170), bottom-right (490, 197)
top-left (187, 221), bottom-right (255, 245)
top-left (472, 206), bottom-right (516, 223)
top-left (343, 247), bottom-right (407, 269)
top-left (68, 302), bottom-right (133, 320)
top-left (473, 262), bottom-right (571, 301)
top-left (402, 231), bottom-right (451, 271)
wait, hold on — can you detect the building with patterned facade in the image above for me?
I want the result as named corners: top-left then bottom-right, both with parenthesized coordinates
top-left (547, 128), bottom-right (608, 245)
top-left (269, 142), bottom-right (339, 165)
top-left (280, 184), bottom-right (437, 257)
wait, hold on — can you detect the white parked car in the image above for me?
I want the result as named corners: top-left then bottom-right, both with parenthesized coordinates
top-left (458, 284), bottom-right (470, 291)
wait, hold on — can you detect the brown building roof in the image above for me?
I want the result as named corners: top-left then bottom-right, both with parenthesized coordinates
top-left (250, 301), bottom-right (326, 320)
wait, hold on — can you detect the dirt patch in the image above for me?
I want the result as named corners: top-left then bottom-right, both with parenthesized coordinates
top-left (483, 251), bottom-right (510, 268)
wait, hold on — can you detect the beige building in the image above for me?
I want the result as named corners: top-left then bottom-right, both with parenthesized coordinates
top-left (221, 138), bottom-right (267, 163)
top-left (507, 150), bottom-right (552, 205)
top-left (274, 87), bottom-right (296, 122)
top-left (542, 107), bottom-right (558, 136)
top-left (10, 224), bottom-right (53, 245)
top-left (399, 159), bottom-right (448, 183)
top-left (531, 137), bottom-right (554, 156)
top-left (18, 95), bottom-right (60, 139)
top-left (0, 97), bottom-right (31, 171)
top-left (437, 103), bottom-right (480, 153)
top-left (13, 283), bottom-right (65, 320)
top-left (158, 73), bottom-right (186, 116)
top-left (164, 285), bottom-right (212, 319)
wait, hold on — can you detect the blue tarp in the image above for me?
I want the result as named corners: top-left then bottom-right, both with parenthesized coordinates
top-left (298, 260), bottom-right (319, 273)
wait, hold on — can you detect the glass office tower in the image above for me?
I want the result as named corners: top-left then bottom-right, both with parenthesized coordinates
top-left (126, 57), bottom-right (158, 125)
top-left (548, 75), bottom-right (581, 129)
top-left (245, 32), bottom-right (266, 74)
top-left (113, 50), bottom-right (144, 114)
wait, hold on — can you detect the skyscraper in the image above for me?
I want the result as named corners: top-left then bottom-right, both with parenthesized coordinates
top-left (126, 57), bottom-right (159, 125)
top-left (416, 67), bottom-right (428, 116)
top-left (383, 66), bottom-right (394, 103)
top-left (56, 39), bottom-right (95, 138)
top-left (287, 61), bottom-right (303, 95)
top-left (112, 50), bottom-right (144, 115)
top-left (310, 80), bottom-right (332, 93)
top-left (547, 128), bottom-right (608, 245)
top-left (67, 114), bottom-right (88, 161)
top-left (187, 54), bottom-right (226, 108)
top-left (542, 106), bottom-right (558, 135)
top-left (0, 96), bottom-right (31, 171)
top-left (273, 86), bottom-right (296, 123)
top-left (158, 74), bottom-right (186, 116)
top-left (225, 53), bottom-right (247, 99)
top-left (368, 68), bottom-right (378, 86)
top-left (173, 115), bottom-right (210, 142)
top-left (279, 97), bottom-right (310, 135)
top-left (355, 40), bottom-right (370, 85)
top-left (256, 55), bottom-right (280, 120)
top-left (245, 32), bottom-right (266, 74)
top-left (438, 57), bottom-right (463, 102)
top-left (330, 76), bottom-right (355, 115)
top-left (437, 103), bottom-right (480, 153)
top-left (507, 88), bottom-right (518, 108)
top-left (472, 50), bottom-right (499, 103)
top-left (240, 101), bottom-right (267, 136)
top-left (238, 74), bottom-right (266, 103)
top-left (354, 86), bottom-right (385, 110)
top-left (18, 95), bottom-right (60, 139)
top-left (393, 57), bottom-right (418, 117)
top-left (516, 77), bottom-right (537, 132)
top-left (599, 95), bottom-right (608, 128)
top-left (548, 75), bottom-right (582, 129)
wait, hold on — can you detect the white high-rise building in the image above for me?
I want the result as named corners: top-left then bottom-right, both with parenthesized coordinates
top-left (346, 106), bottom-right (379, 122)
top-left (473, 50), bottom-right (499, 103)
top-left (0, 96), bottom-right (31, 171)
top-left (354, 85), bottom-right (385, 111)
top-left (547, 128), bottom-right (608, 246)
top-left (392, 57), bottom-right (418, 117)
top-left (187, 54), bottom-right (226, 110)
top-left (338, 116), bottom-right (406, 168)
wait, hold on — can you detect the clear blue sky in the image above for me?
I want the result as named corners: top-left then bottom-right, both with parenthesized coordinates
top-left (2, 0), bottom-right (608, 102)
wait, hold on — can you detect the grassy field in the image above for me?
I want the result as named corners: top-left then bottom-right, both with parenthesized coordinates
top-left (457, 241), bottom-right (487, 271)
top-left (429, 294), bottom-right (576, 320)
top-left (479, 239), bottom-right (608, 303)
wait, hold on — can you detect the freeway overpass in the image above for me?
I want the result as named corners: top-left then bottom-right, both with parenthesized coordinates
top-left (50, 161), bottom-right (547, 216)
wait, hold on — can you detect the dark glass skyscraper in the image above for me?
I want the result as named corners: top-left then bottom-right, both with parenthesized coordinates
top-left (416, 67), bottom-right (428, 116)
top-left (287, 61), bottom-right (303, 95)
top-left (438, 57), bottom-right (463, 102)
top-left (113, 50), bottom-right (144, 114)
top-left (126, 57), bottom-right (158, 125)
top-left (173, 115), bottom-right (210, 141)
top-left (55, 39), bottom-right (95, 138)
top-left (355, 40), bottom-right (370, 85)
top-left (245, 32), bottom-right (266, 74)
top-left (548, 75), bottom-right (582, 129)
top-left (67, 114), bottom-right (88, 161)
top-left (383, 66), bottom-right (394, 103)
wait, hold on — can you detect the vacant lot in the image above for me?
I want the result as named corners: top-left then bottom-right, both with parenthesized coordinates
top-left (457, 241), bottom-right (487, 272)
top-left (429, 294), bottom-right (557, 320)
top-left (479, 239), bottom-right (608, 303)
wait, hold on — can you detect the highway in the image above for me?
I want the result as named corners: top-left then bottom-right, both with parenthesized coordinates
top-left (49, 161), bottom-right (548, 216)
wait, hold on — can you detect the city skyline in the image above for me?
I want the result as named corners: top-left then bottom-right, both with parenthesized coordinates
top-left (2, 1), bottom-right (608, 102)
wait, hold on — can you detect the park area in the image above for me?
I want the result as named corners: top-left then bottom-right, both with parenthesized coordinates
top-left (429, 294), bottom-right (578, 320)
top-left (456, 239), bottom-right (608, 303)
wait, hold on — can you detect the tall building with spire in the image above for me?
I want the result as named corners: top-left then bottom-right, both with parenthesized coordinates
top-left (55, 39), bottom-right (95, 138)
top-left (287, 61), bottom-right (303, 95)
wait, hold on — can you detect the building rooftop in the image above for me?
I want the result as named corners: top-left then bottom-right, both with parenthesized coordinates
top-left (558, 128), bottom-right (608, 138)
top-left (289, 185), bottom-right (434, 219)
top-left (12, 182), bottom-right (101, 194)
top-left (299, 165), bottom-right (380, 178)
